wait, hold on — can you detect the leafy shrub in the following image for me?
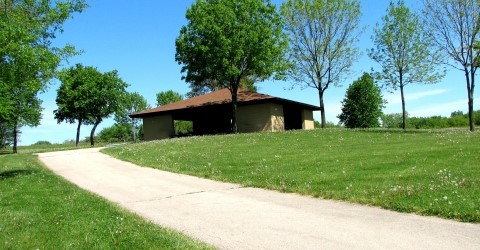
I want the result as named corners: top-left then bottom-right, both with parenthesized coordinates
top-left (447, 113), bottom-right (469, 127)
top-left (32, 140), bottom-right (52, 146)
top-left (381, 113), bottom-right (403, 128)
top-left (175, 121), bottom-right (193, 136)
top-left (62, 139), bottom-right (76, 145)
top-left (474, 110), bottom-right (480, 126)
top-left (382, 110), bottom-right (479, 129)
top-left (313, 120), bottom-right (339, 128)
top-left (98, 124), bottom-right (132, 143)
top-left (408, 116), bottom-right (447, 129)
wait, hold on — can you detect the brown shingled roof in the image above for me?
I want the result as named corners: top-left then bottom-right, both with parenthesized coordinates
top-left (130, 88), bottom-right (319, 118)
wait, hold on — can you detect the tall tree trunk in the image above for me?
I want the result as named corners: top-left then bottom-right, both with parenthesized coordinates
top-left (318, 89), bottom-right (326, 129)
top-left (230, 85), bottom-right (239, 133)
top-left (466, 67), bottom-right (475, 132)
top-left (75, 119), bottom-right (82, 147)
top-left (400, 84), bottom-right (406, 130)
top-left (12, 124), bottom-right (17, 154)
top-left (90, 119), bottom-right (101, 146)
top-left (400, 70), bottom-right (406, 130)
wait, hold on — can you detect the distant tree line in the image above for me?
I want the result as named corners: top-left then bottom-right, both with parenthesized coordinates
top-left (382, 111), bottom-right (480, 129)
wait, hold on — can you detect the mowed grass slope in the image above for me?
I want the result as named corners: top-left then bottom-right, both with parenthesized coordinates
top-left (104, 129), bottom-right (480, 223)
top-left (0, 150), bottom-right (213, 249)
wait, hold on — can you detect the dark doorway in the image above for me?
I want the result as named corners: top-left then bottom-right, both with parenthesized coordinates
top-left (283, 105), bottom-right (302, 130)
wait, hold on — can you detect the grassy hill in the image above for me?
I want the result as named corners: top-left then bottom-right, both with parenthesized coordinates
top-left (104, 129), bottom-right (480, 223)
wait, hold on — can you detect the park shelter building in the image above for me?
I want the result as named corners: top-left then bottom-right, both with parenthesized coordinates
top-left (130, 88), bottom-right (320, 141)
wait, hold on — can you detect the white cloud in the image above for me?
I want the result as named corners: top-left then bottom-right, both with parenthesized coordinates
top-left (385, 89), bottom-right (448, 105)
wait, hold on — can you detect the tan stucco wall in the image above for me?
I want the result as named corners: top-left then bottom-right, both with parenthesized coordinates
top-left (270, 103), bottom-right (285, 132)
top-left (143, 115), bottom-right (174, 141)
top-left (237, 103), bottom-right (285, 132)
top-left (302, 109), bottom-right (315, 130)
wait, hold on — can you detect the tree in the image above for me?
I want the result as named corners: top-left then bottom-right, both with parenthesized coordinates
top-left (0, 65), bottom-right (42, 151)
top-left (55, 64), bottom-right (128, 147)
top-left (281, 0), bottom-right (362, 128)
top-left (422, 0), bottom-right (480, 131)
top-left (175, 0), bottom-right (288, 133)
top-left (55, 64), bottom-right (102, 147)
top-left (0, 0), bottom-right (87, 153)
top-left (115, 92), bottom-right (150, 143)
top-left (156, 90), bottom-right (183, 106)
top-left (369, 0), bottom-right (444, 130)
top-left (87, 70), bottom-right (128, 146)
top-left (338, 73), bottom-right (384, 128)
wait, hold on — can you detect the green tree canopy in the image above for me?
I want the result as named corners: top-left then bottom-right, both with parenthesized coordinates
top-left (55, 64), bottom-right (102, 146)
top-left (338, 73), bottom-right (384, 128)
top-left (87, 70), bottom-right (128, 146)
top-left (281, 0), bottom-right (363, 129)
top-left (175, 0), bottom-right (288, 133)
top-left (156, 90), bottom-right (183, 106)
top-left (474, 42), bottom-right (480, 68)
top-left (186, 76), bottom-right (258, 98)
top-left (0, 122), bottom-right (13, 149)
top-left (369, 0), bottom-right (444, 130)
top-left (0, 0), bottom-right (87, 153)
top-left (55, 64), bottom-right (128, 147)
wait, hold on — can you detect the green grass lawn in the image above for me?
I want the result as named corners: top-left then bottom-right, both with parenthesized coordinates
top-left (104, 129), bottom-right (480, 223)
top-left (0, 148), bottom-right (213, 249)
top-left (0, 142), bottom-right (105, 155)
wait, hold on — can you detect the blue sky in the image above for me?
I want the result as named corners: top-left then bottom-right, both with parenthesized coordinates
top-left (20, 0), bottom-right (479, 145)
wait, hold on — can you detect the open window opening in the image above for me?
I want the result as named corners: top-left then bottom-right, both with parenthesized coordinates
top-left (174, 120), bottom-right (193, 137)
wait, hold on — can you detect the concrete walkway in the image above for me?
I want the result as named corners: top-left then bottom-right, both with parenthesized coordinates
top-left (37, 148), bottom-right (480, 250)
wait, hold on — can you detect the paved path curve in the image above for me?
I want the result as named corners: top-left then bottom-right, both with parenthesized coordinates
top-left (37, 148), bottom-right (480, 250)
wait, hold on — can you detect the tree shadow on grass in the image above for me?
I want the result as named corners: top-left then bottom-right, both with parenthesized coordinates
top-left (0, 170), bottom-right (37, 180)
